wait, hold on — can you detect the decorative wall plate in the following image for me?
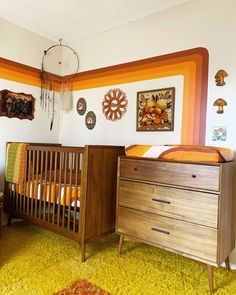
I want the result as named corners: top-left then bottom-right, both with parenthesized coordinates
top-left (76, 97), bottom-right (86, 115)
top-left (102, 88), bottom-right (128, 121)
top-left (85, 111), bottom-right (96, 130)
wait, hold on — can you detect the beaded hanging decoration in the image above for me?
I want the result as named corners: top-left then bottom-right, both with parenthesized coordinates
top-left (40, 39), bottom-right (79, 130)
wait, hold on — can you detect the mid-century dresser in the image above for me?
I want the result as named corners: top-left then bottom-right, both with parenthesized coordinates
top-left (116, 156), bottom-right (235, 294)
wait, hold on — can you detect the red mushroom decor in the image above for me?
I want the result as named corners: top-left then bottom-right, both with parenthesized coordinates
top-left (102, 88), bottom-right (128, 121)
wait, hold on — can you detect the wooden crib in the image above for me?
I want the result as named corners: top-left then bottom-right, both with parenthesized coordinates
top-left (4, 144), bottom-right (124, 261)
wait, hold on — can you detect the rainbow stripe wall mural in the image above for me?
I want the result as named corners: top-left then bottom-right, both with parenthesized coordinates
top-left (0, 47), bottom-right (208, 145)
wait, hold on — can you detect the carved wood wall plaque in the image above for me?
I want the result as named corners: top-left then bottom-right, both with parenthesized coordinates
top-left (0, 89), bottom-right (35, 120)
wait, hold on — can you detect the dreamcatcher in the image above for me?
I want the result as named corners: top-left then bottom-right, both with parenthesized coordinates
top-left (40, 39), bottom-right (79, 130)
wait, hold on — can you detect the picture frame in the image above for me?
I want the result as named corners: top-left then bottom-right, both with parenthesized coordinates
top-left (212, 126), bottom-right (227, 141)
top-left (0, 89), bottom-right (35, 120)
top-left (136, 87), bottom-right (175, 131)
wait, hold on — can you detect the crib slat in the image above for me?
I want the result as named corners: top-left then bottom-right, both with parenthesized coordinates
top-left (13, 184), bottom-right (16, 210)
top-left (19, 180), bottom-right (23, 212)
top-left (67, 153), bottom-right (73, 231)
top-left (35, 150), bottom-right (40, 218)
top-left (30, 150), bottom-right (36, 216)
top-left (39, 150), bottom-right (44, 218)
top-left (57, 152), bottom-right (63, 227)
top-left (15, 182), bottom-right (19, 210)
top-left (23, 149), bottom-right (28, 213)
top-left (26, 150), bottom-right (32, 215)
top-left (8, 182), bottom-right (12, 210)
top-left (73, 152), bottom-right (79, 232)
top-left (43, 151), bottom-right (48, 221)
top-left (48, 151), bottom-right (53, 223)
top-left (52, 152), bottom-right (57, 225)
top-left (19, 175), bottom-right (22, 212)
top-left (62, 153), bottom-right (68, 228)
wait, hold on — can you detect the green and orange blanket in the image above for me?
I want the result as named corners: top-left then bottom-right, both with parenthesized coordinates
top-left (5, 143), bottom-right (28, 184)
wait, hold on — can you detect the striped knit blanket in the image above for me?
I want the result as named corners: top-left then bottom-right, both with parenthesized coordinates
top-left (5, 143), bottom-right (28, 184)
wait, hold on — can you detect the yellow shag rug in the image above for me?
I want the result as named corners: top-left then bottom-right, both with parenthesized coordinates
top-left (0, 222), bottom-right (236, 295)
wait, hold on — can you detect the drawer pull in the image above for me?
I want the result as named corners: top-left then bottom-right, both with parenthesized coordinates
top-left (134, 168), bottom-right (138, 171)
top-left (192, 174), bottom-right (197, 178)
top-left (151, 227), bottom-right (170, 235)
top-left (152, 198), bottom-right (171, 204)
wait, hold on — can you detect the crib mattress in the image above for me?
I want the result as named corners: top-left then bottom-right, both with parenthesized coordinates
top-left (125, 145), bottom-right (234, 163)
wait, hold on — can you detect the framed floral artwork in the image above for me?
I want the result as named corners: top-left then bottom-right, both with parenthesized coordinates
top-left (137, 87), bottom-right (175, 131)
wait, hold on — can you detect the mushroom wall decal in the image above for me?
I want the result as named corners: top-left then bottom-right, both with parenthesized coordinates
top-left (215, 69), bottom-right (228, 86)
top-left (213, 98), bottom-right (227, 114)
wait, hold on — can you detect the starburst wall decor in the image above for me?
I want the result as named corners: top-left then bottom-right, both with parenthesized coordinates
top-left (102, 88), bottom-right (128, 121)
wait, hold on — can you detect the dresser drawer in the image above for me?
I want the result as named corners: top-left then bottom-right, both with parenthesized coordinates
top-left (120, 158), bottom-right (220, 191)
top-left (117, 207), bottom-right (217, 262)
top-left (118, 180), bottom-right (218, 228)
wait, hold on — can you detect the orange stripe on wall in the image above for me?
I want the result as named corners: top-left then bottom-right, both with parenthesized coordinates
top-left (0, 47), bottom-right (208, 145)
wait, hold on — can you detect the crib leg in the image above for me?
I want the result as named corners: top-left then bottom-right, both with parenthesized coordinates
top-left (81, 243), bottom-right (86, 262)
top-left (7, 215), bottom-right (12, 226)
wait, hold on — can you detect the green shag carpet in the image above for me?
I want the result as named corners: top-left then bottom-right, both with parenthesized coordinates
top-left (0, 222), bottom-right (236, 295)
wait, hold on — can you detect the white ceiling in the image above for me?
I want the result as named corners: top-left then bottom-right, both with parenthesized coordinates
top-left (0, 0), bottom-right (190, 43)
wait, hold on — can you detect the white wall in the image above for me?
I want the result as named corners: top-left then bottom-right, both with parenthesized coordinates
top-left (0, 18), bottom-right (61, 191)
top-left (60, 76), bottom-right (184, 146)
top-left (0, 17), bottom-right (58, 69)
top-left (62, 0), bottom-right (236, 149)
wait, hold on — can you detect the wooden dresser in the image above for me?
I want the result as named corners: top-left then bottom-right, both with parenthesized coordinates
top-left (116, 156), bottom-right (235, 293)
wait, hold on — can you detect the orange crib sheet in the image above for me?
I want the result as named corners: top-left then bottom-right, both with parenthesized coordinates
top-left (16, 180), bottom-right (81, 207)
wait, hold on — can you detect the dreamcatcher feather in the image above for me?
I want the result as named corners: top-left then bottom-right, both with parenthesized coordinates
top-left (40, 39), bottom-right (79, 130)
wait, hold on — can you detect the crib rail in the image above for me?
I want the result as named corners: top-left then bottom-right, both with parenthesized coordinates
top-left (5, 145), bottom-right (84, 238)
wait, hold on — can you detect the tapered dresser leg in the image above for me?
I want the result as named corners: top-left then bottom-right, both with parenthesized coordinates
top-left (225, 256), bottom-right (231, 271)
top-left (118, 234), bottom-right (124, 256)
top-left (207, 264), bottom-right (214, 294)
top-left (81, 243), bottom-right (86, 262)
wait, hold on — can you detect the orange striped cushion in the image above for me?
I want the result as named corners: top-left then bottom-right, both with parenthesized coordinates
top-left (125, 145), bottom-right (234, 163)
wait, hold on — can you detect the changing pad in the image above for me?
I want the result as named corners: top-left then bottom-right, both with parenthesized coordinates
top-left (125, 145), bottom-right (234, 163)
